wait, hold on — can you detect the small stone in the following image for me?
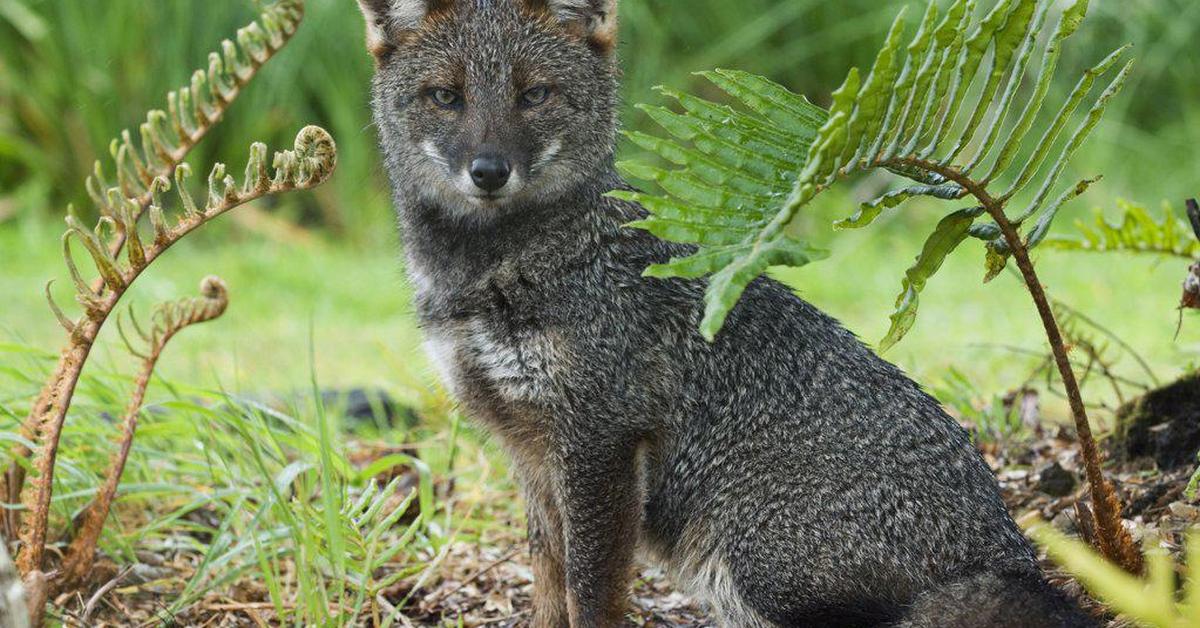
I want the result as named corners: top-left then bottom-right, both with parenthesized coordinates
top-left (1051, 510), bottom-right (1078, 535)
top-left (1036, 462), bottom-right (1077, 497)
top-left (1168, 502), bottom-right (1200, 522)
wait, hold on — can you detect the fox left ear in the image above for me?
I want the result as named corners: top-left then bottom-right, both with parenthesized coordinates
top-left (534, 0), bottom-right (619, 52)
top-left (356, 0), bottom-right (454, 58)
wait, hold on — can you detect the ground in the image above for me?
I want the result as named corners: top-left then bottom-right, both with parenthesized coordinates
top-left (40, 414), bottom-right (1200, 627)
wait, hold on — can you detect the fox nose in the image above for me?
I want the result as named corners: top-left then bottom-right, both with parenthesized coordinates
top-left (469, 155), bottom-right (511, 193)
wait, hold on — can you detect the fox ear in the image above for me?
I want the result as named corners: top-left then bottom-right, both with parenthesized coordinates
top-left (536, 0), bottom-right (619, 52)
top-left (355, 0), bottom-right (452, 57)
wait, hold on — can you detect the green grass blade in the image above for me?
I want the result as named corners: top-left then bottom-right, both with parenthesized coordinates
top-left (308, 326), bottom-right (346, 583)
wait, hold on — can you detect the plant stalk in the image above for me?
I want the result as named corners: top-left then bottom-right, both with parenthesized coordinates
top-left (989, 205), bottom-right (1143, 574)
top-left (887, 156), bottom-right (1143, 574)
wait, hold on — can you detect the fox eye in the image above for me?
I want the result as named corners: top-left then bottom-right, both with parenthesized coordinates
top-left (521, 85), bottom-right (552, 107)
top-left (428, 88), bottom-right (462, 109)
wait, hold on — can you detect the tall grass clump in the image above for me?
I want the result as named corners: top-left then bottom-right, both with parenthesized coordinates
top-left (0, 341), bottom-right (446, 625)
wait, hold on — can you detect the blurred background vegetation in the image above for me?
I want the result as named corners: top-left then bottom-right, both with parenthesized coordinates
top-left (1, 0), bottom-right (1198, 411)
top-left (3, 0), bottom-right (1196, 243)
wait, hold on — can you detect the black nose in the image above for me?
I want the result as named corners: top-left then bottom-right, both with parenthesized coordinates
top-left (469, 155), bottom-right (511, 193)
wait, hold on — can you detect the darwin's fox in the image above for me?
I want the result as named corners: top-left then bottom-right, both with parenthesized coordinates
top-left (354, 1), bottom-right (1094, 626)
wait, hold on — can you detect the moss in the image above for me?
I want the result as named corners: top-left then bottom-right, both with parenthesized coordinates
top-left (1114, 370), bottom-right (1200, 469)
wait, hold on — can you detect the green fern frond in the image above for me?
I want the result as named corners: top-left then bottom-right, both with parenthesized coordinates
top-left (1043, 200), bottom-right (1200, 259)
top-left (620, 0), bottom-right (1132, 344)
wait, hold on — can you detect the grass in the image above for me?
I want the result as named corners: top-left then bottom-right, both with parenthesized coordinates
top-left (0, 220), bottom-right (520, 622)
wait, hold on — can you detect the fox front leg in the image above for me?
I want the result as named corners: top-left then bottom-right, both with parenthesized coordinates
top-left (528, 489), bottom-right (569, 628)
top-left (559, 439), bottom-right (642, 628)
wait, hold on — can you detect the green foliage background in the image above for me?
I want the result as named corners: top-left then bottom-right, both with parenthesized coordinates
top-left (2, 0), bottom-right (1196, 246)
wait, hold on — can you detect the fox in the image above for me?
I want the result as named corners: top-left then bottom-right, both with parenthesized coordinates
top-left (353, 0), bottom-right (1096, 626)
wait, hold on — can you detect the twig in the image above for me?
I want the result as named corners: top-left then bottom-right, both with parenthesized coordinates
top-left (79, 566), bottom-right (133, 624)
top-left (421, 546), bottom-right (523, 611)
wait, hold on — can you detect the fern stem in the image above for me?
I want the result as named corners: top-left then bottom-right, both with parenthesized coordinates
top-left (884, 155), bottom-right (1143, 575)
top-left (993, 208), bottom-right (1142, 574)
top-left (56, 280), bottom-right (229, 593)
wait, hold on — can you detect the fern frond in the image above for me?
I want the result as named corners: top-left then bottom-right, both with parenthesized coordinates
top-left (613, 71), bottom-right (828, 305)
top-left (86, 0), bottom-right (304, 281)
top-left (1044, 200), bottom-right (1200, 259)
top-left (621, 0), bottom-right (1131, 343)
top-left (11, 2), bottom-right (327, 586)
top-left (46, 127), bottom-right (336, 332)
top-left (58, 277), bottom-right (230, 589)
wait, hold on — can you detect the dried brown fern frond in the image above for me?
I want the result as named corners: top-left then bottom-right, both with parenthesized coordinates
top-left (3, 0), bottom-right (309, 541)
top-left (14, 126), bottom-right (336, 582)
top-left (0, 4), bottom-right (338, 624)
top-left (88, 0), bottom-right (305, 273)
top-left (57, 277), bottom-right (230, 592)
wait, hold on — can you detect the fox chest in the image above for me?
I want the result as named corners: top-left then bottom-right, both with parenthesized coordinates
top-left (422, 317), bottom-right (567, 411)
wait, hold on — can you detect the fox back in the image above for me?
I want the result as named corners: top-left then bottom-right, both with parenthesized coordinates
top-left (356, 1), bottom-right (1094, 626)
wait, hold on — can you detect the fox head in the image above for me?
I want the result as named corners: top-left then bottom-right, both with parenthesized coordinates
top-left (356, 0), bottom-right (620, 220)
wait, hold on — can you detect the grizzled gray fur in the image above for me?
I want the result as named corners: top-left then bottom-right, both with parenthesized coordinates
top-left (355, 0), bottom-right (1095, 625)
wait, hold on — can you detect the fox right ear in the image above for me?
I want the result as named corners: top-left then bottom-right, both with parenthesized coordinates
top-left (356, 0), bottom-right (451, 57)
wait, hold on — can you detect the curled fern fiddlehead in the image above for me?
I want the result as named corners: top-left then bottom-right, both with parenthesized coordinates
top-left (87, 0), bottom-right (305, 279)
top-left (45, 126), bottom-right (336, 334)
top-left (58, 277), bottom-right (231, 590)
